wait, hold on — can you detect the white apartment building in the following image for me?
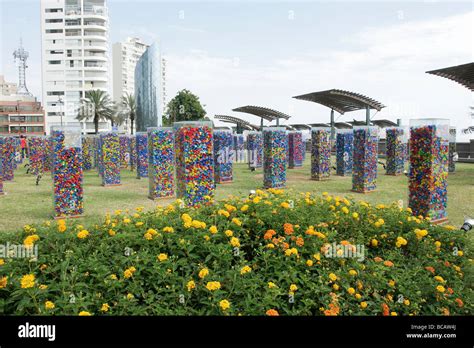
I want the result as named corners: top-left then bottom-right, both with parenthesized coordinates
top-left (40, 0), bottom-right (110, 134)
top-left (0, 75), bottom-right (18, 96)
top-left (112, 37), bottom-right (148, 103)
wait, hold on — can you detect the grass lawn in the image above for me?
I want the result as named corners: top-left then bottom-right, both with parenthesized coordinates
top-left (1, 159), bottom-right (473, 233)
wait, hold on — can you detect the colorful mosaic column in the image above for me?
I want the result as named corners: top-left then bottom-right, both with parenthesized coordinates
top-left (28, 136), bottom-right (46, 175)
top-left (0, 153), bottom-right (4, 195)
top-left (44, 137), bottom-right (52, 172)
top-left (174, 121), bottom-right (215, 207)
top-left (247, 131), bottom-right (263, 169)
top-left (233, 134), bottom-right (245, 163)
top-left (136, 132), bottom-right (148, 178)
top-left (263, 128), bottom-right (287, 188)
top-left (288, 131), bottom-right (304, 168)
top-left (129, 135), bottom-right (137, 171)
top-left (148, 127), bottom-right (175, 199)
top-left (0, 137), bottom-right (15, 181)
top-left (408, 119), bottom-right (449, 223)
top-left (100, 132), bottom-right (121, 186)
top-left (311, 127), bottom-right (331, 181)
top-left (81, 135), bottom-right (94, 171)
top-left (336, 129), bottom-right (353, 176)
top-left (448, 127), bottom-right (456, 173)
top-left (213, 130), bottom-right (233, 183)
top-left (119, 135), bottom-right (131, 168)
top-left (386, 127), bottom-right (408, 176)
top-left (51, 127), bottom-right (83, 218)
top-left (352, 126), bottom-right (379, 193)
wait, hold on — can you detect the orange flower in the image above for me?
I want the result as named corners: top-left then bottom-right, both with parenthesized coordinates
top-left (381, 303), bottom-right (390, 316)
top-left (444, 261), bottom-right (450, 267)
top-left (340, 240), bottom-right (350, 246)
top-left (281, 242), bottom-right (289, 250)
top-left (425, 266), bottom-right (435, 274)
top-left (447, 287), bottom-right (454, 295)
top-left (455, 298), bottom-right (464, 308)
top-left (383, 260), bottom-right (394, 267)
top-left (374, 257), bottom-right (384, 263)
top-left (264, 229), bottom-right (276, 240)
top-left (324, 302), bottom-right (340, 316)
top-left (266, 309), bottom-right (279, 316)
top-left (283, 223), bottom-right (294, 235)
top-left (442, 307), bottom-right (450, 316)
top-left (295, 237), bottom-right (304, 247)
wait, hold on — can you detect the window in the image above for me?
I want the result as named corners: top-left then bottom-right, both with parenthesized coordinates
top-left (49, 60), bottom-right (61, 65)
top-left (50, 50), bottom-right (63, 54)
top-left (46, 29), bottom-right (63, 34)
top-left (45, 8), bottom-right (63, 13)
top-left (47, 91), bottom-right (64, 96)
top-left (46, 18), bottom-right (63, 23)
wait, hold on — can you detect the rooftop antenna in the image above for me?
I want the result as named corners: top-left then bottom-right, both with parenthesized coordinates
top-left (13, 38), bottom-right (33, 97)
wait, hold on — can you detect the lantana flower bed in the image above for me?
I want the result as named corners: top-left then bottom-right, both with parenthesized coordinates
top-left (0, 189), bottom-right (471, 316)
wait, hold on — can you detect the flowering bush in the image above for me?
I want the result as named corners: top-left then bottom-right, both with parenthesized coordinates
top-left (0, 189), bottom-right (471, 316)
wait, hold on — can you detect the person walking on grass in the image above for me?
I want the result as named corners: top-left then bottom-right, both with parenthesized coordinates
top-left (20, 135), bottom-right (27, 159)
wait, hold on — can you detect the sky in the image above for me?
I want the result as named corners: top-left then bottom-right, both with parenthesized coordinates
top-left (1, 0), bottom-right (473, 139)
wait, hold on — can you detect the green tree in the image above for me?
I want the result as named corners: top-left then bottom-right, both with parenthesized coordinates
top-left (77, 90), bottom-right (115, 134)
top-left (164, 89), bottom-right (206, 125)
top-left (121, 92), bottom-right (137, 134)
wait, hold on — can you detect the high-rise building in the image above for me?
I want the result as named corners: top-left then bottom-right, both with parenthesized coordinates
top-left (112, 37), bottom-right (148, 102)
top-left (40, 0), bottom-right (110, 134)
top-left (135, 43), bottom-right (163, 131)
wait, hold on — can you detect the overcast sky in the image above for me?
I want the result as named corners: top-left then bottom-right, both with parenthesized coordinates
top-left (1, 0), bottom-right (473, 139)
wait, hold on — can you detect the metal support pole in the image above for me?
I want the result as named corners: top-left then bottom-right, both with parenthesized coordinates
top-left (397, 118), bottom-right (401, 126)
top-left (276, 117), bottom-right (279, 126)
top-left (260, 117), bottom-right (264, 131)
top-left (365, 105), bottom-right (370, 125)
top-left (330, 109), bottom-right (335, 142)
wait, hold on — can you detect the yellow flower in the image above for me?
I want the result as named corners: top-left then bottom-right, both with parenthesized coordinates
top-left (457, 251), bottom-right (463, 256)
top-left (78, 311), bottom-right (92, 316)
top-left (20, 274), bottom-right (35, 289)
top-left (349, 270), bottom-right (358, 276)
top-left (347, 287), bottom-right (356, 295)
top-left (109, 274), bottom-right (117, 280)
top-left (144, 232), bottom-right (153, 240)
top-left (100, 303), bottom-right (110, 312)
top-left (306, 260), bottom-right (314, 267)
top-left (147, 228), bottom-right (158, 235)
top-left (126, 293), bottom-right (134, 300)
top-left (0, 276), bottom-right (8, 289)
top-left (355, 293), bottom-right (362, 300)
top-left (57, 222), bottom-right (67, 233)
top-left (395, 236), bottom-right (408, 248)
top-left (329, 273), bottom-right (338, 282)
top-left (187, 280), bottom-right (196, 291)
top-left (371, 239), bottom-right (378, 247)
top-left (123, 270), bottom-right (133, 279)
top-left (23, 234), bottom-right (40, 247)
top-left (268, 282), bottom-right (277, 289)
top-left (45, 301), bottom-right (55, 310)
top-left (181, 213), bottom-right (192, 222)
top-left (0, 259), bottom-right (4, 266)
top-left (135, 222), bottom-right (144, 227)
top-left (240, 205), bottom-right (249, 212)
top-left (240, 266), bottom-right (252, 275)
top-left (219, 299), bottom-right (231, 311)
top-left (218, 209), bottom-right (230, 218)
top-left (206, 281), bottom-right (221, 291)
top-left (360, 302), bottom-right (368, 309)
top-left (209, 226), bottom-right (218, 234)
top-left (199, 268), bottom-right (209, 279)
top-left (77, 230), bottom-right (90, 239)
top-left (225, 230), bottom-right (233, 237)
top-left (436, 285), bottom-right (445, 293)
top-left (434, 276), bottom-right (445, 283)
top-left (289, 284), bottom-right (298, 292)
top-left (280, 202), bottom-right (290, 209)
top-left (123, 218), bottom-right (131, 224)
top-left (232, 218), bottom-right (242, 226)
top-left (230, 237), bottom-right (240, 247)
top-left (352, 212), bottom-right (359, 219)
top-left (313, 253), bottom-right (321, 261)
top-left (157, 253), bottom-right (168, 262)
top-left (404, 299), bottom-right (410, 306)
top-left (388, 280), bottom-right (396, 287)
top-left (341, 206), bottom-right (349, 214)
top-left (391, 312), bottom-right (398, 316)
top-left (266, 243), bottom-right (275, 249)
top-left (108, 229), bottom-right (116, 236)
top-left (333, 284), bottom-right (340, 291)
top-left (252, 196), bottom-right (261, 204)
top-left (414, 228), bottom-right (428, 240)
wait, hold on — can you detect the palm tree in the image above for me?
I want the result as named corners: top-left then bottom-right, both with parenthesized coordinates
top-left (121, 92), bottom-right (136, 135)
top-left (77, 90), bottom-right (115, 134)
